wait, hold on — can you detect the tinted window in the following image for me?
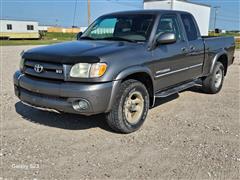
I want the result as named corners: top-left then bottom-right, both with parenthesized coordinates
top-left (181, 14), bottom-right (198, 41)
top-left (156, 15), bottom-right (182, 41)
top-left (27, 25), bottom-right (34, 30)
top-left (89, 18), bottom-right (117, 38)
top-left (7, 24), bottom-right (12, 30)
top-left (82, 14), bottom-right (155, 42)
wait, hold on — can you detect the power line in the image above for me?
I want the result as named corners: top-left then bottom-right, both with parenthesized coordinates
top-left (211, 17), bottom-right (240, 22)
top-left (218, 15), bottom-right (240, 21)
top-left (213, 18), bottom-right (240, 23)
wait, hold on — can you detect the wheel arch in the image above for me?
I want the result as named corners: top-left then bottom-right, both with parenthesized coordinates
top-left (210, 51), bottom-right (228, 76)
top-left (114, 66), bottom-right (155, 107)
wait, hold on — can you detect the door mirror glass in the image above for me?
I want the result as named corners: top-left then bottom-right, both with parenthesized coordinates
top-left (77, 32), bottom-right (83, 40)
top-left (156, 32), bottom-right (176, 45)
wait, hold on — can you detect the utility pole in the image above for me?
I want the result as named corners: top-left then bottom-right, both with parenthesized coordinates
top-left (55, 19), bottom-right (58, 27)
top-left (170, 0), bottom-right (174, 10)
top-left (72, 0), bottom-right (78, 28)
top-left (88, 0), bottom-right (91, 26)
top-left (213, 6), bottom-right (220, 33)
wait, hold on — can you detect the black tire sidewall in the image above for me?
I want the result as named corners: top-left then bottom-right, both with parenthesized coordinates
top-left (118, 81), bottom-right (149, 132)
top-left (210, 62), bottom-right (224, 93)
top-left (202, 62), bottom-right (225, 94)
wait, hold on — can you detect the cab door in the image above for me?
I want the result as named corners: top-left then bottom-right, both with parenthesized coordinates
top-left (180, 13), bottom-right (205, 78)
top-left (152, 14), bottom-right (191, 91)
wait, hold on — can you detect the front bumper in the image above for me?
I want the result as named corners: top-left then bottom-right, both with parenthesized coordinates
top-left (14, 71), bottom-right (119, 115)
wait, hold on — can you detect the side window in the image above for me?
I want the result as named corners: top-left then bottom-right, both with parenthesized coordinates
top-left (181, 14), bottom-right (198, 41)
top-left (156, 15), bottom-right (183, 41)
top-left (27, 25), bottom-right (34, 30)
top-left (7, 24), bottom-right (12, 30)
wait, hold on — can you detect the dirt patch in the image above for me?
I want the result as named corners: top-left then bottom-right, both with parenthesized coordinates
top-left (1, 46), bottom-right (239, 179)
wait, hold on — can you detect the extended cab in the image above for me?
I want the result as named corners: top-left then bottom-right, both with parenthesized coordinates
top-left (14, 10), bottom-right (235, 133)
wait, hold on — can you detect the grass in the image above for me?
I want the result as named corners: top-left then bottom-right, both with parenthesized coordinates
top-left (236, 43), bottom-right (240, 49)
top-left (0, 32), bottom-right (77, 46)
top-left (0, 40), bottom-right (66, 46)
top-left (235, 36), bottom-right (240, 49)
top-left (208, 32), bottom-right (240, 37)
top-left (43, 32), bottom-right (76, 40)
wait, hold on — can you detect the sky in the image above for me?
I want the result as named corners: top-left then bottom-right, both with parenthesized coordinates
top-left (1, 0), bottom-right (240, 31)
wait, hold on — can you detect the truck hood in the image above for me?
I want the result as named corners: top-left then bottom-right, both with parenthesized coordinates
top-left (23, 40), bottom-right (135, 64)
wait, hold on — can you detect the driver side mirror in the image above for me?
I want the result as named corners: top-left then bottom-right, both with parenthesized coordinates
top-left (77, 32), bottom-right (83, 40)
top-left (156, 32), bottom-right (176, 45)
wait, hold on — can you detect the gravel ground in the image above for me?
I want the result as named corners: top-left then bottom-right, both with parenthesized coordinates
top-left (0, 46), bottom-right (239, 180)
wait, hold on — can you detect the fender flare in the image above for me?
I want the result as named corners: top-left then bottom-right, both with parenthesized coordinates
top-left (115, 65), bottom-right (155, 82)
top-left (105, 66), bottom-right (155, 112)
top-left (209, 50), bottom-right (228, 74)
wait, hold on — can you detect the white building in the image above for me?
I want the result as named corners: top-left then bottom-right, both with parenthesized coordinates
top-left (144, 0), bottom-right (211, 36)
top-left (0, 19), bottom-right (39, 39)
top-left (38, 25), bottom-right (51, 32)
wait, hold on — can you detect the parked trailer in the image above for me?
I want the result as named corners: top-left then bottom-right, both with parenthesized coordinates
top-left (0, 19), bottom-right (40, 39)
top-left (144, 0), bottom-right (211, 36)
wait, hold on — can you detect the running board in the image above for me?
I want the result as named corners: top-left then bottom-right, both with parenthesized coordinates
top-left (155, 81), bottom-right (197, 98)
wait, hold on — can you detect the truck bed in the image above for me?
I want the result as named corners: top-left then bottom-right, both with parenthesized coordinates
top-left (201, 36), bottom-right (235, 76)
top-left (203, 36), bottom-right (235, 62)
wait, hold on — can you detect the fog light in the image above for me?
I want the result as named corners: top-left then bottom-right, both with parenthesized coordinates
top-left (72, 100), bottom-right (89, 111)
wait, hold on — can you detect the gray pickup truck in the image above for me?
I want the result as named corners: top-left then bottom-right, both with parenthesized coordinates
top-left (14, 10), bottom-right (235, 133)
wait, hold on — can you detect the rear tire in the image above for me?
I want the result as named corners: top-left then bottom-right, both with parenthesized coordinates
top-left (106, 79), bottom-right (150, 133)
top-left (202, 62), bottom-right (225, 94)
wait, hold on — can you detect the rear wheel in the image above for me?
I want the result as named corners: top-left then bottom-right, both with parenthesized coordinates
top-left (202, 62), bottom-right (225, 94)
top-left (106, 79), bottom-right (150, 133)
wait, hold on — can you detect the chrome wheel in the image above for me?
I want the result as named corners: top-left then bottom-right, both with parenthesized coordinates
top-left (214, 69), bottom-right (223, 88)
top-left (124, 91), bottom-right (144, 124)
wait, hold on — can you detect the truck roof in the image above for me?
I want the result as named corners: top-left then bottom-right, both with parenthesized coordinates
top-left (102, 10), bottom-right (191, 16)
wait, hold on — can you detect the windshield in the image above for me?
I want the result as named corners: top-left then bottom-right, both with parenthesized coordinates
top-left (81, 14), bottom-right (156, 42)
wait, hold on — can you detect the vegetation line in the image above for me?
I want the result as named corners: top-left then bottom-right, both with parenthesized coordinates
top-left (0, 32), bottom-right (239, 49)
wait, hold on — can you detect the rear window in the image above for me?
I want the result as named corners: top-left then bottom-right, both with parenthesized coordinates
top-left (181, 14), bottom-right (198, 41)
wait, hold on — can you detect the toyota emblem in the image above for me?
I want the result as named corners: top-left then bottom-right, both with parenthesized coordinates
top-left (34, 64), bottom-right (44, 73)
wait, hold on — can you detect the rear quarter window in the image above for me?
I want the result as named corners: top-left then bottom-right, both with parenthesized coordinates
top-left (181, 14), bottom-right (198, 41)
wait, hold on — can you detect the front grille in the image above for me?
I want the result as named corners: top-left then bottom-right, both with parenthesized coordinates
top-left (24, 60), bottom-right (65, 80)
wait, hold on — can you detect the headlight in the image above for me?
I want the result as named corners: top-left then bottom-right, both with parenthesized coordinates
top-left (70, 63), bottom-right (91, 78)
top-left (20, 58), bottom-right (25, 72)
top-left (70, 63), bottom-right (107, 78)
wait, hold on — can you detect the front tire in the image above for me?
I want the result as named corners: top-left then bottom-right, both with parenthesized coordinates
top-left (106, 79), bottom-right (150, 133)
top-left (202, 62), bottom-right (225, 94)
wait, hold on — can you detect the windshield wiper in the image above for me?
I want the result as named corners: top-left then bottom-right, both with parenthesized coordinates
top-left (79, 36), bottom-right (95, 40)
top-left (99, 37), bottom-right (138, 43)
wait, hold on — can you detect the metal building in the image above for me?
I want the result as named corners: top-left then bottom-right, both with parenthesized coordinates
top-left (144, 0), bottom-right (211, 36)
top-left (0, 19), bottom-right (40, 39)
